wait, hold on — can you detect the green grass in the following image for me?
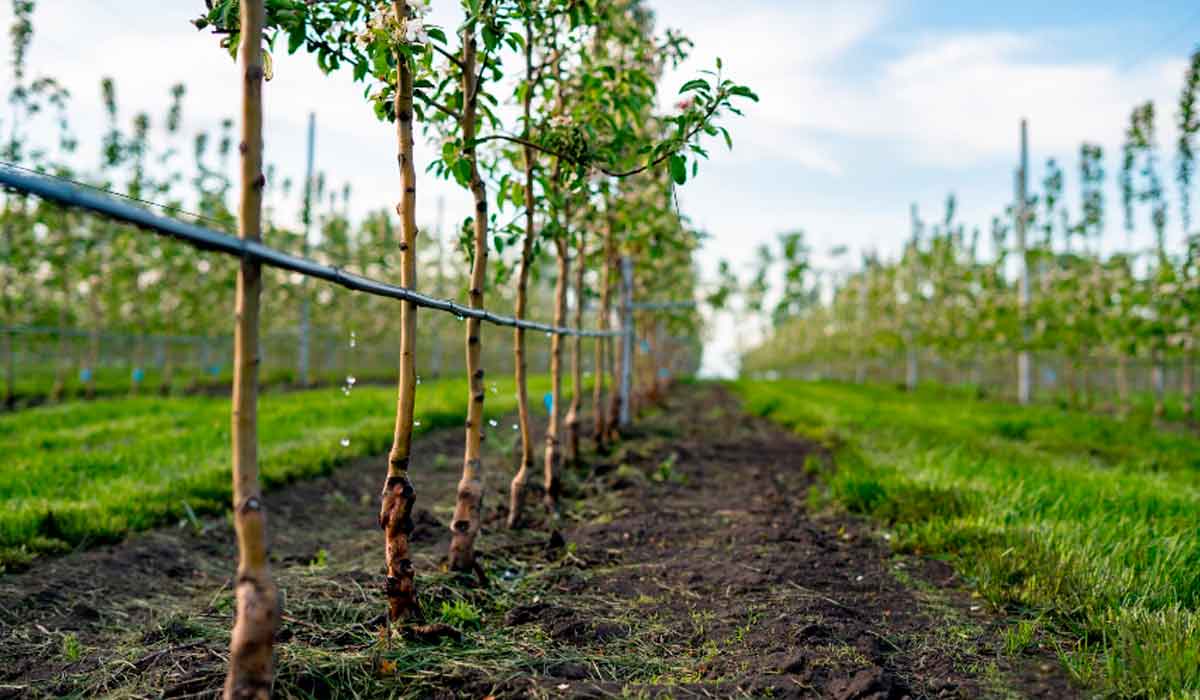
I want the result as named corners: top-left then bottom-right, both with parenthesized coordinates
top-left (732, 379), bottom-right (1200, 698)
top-left (3, 362), bottom-right (401, 406)
top-left (0, 375), bottom-right (551, 568)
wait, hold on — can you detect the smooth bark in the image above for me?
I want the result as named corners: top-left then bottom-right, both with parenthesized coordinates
top-left (380, 0), bottom-right (420, 622)
top-left (592, 215), bottom-right (613, 449)
top-left (506, 22), bottom-right (537, 529)
top-left (563, 227), bottom-right (585, 465)
top-left (543, 238), bottom-right (568, 514)
top-left (448, 30), bottom-right (487, 575)
top-left (224, 1), bottom-right (280, 696)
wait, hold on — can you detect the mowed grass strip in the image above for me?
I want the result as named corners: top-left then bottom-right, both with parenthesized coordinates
top-left (0, 375), bottom-right (551, 568)
top-left (732, 379), bottom-right (1200, 698)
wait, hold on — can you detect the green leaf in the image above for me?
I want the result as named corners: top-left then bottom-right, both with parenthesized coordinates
top-left (678, 79), bottom-right (709, 94)
top-left (730, 85), bottom-right (759, 102)
top-left (719, 125), bottom-right (733, 150)
top-left (453, 158), bottom-right (472, 186)
top-left (482, 25), bottom-right (498, 52)
top-left (669, 154), bottom-right (687, 185)
top-left (287, 27), bottom-right (305, 54)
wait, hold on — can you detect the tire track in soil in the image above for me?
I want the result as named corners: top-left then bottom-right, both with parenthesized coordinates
top-left (0, 383), bottom-right (1077, 698)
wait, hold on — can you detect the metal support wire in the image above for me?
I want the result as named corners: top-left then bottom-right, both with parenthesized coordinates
top-left (0, 165), bottom-right (624, 339)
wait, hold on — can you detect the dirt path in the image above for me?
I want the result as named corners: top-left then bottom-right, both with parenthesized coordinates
top-left (0, 383), bottom-right (1075, 698)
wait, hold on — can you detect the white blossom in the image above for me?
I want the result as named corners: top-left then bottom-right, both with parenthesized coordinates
top-left (405, 17), bottom-right (428, 43)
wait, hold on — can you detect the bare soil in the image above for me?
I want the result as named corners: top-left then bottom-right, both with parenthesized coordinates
top-left (0, 383), bottom-right (1077, 698)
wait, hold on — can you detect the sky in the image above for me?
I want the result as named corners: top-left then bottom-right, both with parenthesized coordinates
top-left (2, 1), bottom-right (1199, 375)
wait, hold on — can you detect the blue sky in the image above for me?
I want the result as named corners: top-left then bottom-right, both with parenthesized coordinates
top-left (1, 1), bottom-right (1198, 374)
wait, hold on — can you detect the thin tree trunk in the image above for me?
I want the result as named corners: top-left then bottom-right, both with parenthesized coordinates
top-left (224, 1), bottom-right (279, 696)
top-left (564, 227), bottom-right (585, 466)
top-left (449, 31), bottom-right (487, 576)
top-left (543, 238), bottom-right (568, 515)
top-left (606, 281), bottom-right (622, 440)
top-left (507, 24), bottom-right (537, 529)
top-left (380, 1), bottom-right (420, 622)
top-left (429, 197), bottom-right (446, 378)
top-left (2, 212), bottom-right (12, 408)
top-left (593, 215), bottom-right (614, 449)
top-left (591, 333), bottom-right (606, 449)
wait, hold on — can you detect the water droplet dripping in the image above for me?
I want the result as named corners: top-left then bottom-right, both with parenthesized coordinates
top-left (340, 438), bottom-right (350, 447)
top-left (488, 419), bottom-right (498, 427)
top-left (415, 420), bottom-right (422, 427)
top-left (349, 331), bottom-right (357, 348)
top-left (416, 375), bottom-right (422, 385)
top-left (512, 423), bottom-right (518, 430)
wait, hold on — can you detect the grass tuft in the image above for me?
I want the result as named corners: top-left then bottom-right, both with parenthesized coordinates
top-left (0, 376), bottom-right (553, 568)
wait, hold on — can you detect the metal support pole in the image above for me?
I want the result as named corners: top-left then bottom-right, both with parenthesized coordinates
top-left (298, 112), bottom-right (315, 386)
top-left (1016, 118), bottom-right (1032, 405)
top-left (619, 256), bottom-right (634, 427)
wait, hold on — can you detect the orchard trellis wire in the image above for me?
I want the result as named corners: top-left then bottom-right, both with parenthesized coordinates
top-left (0, 165), bottom-right (630, 340)
top-left (0, 163), bottom-right (679, 422)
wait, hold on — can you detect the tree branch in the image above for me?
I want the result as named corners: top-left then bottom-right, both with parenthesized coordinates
top-left (474, 95), bottom-right (722, 179)
top-left (431, 43), bottom-right (465, 70)
top-left (414, 91), bottom-right (462, 121)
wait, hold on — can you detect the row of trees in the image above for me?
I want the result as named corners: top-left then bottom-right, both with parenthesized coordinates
top-left (0, 21), bottom-right (535, 402)
top-left (3, 0), bottom-right (740, 692)
top-left (742, 46), bottom-right (1200, 421)
top-left (17, 0), bottom-right (759, 694)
